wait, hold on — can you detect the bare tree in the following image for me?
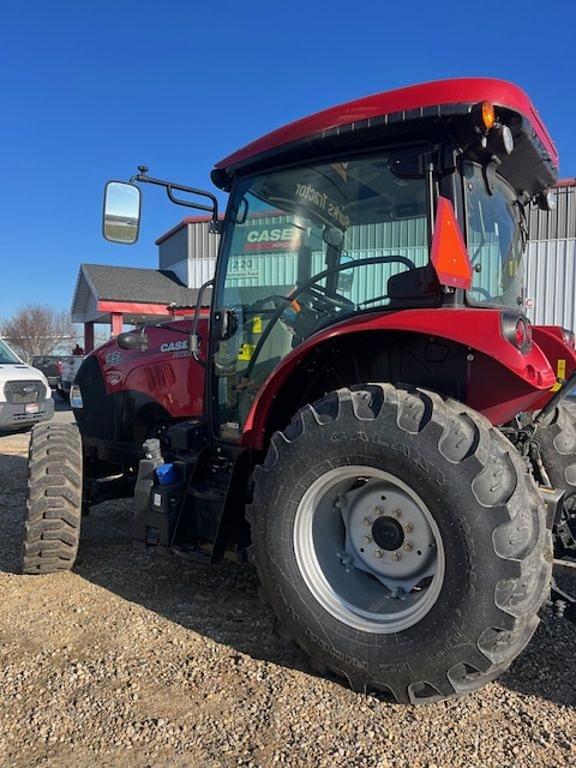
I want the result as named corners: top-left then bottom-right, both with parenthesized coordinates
top-left (0, 304), bottom-right (76, 362)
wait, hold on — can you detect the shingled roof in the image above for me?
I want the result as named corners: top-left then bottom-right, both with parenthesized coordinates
top-left (71, 263), bottom-right (208, 324)
top-left (79, 264), bottom-right (199, 305)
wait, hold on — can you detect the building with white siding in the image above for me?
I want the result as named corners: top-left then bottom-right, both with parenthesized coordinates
top-left (525, 180), bottom-right (576, 330)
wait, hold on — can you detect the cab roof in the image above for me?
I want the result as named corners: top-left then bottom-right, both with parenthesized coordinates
top-left (214, 78), bottom-right (558, 181)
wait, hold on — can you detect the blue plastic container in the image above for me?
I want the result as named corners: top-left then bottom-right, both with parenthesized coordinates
top-left (155, 463), bottom-right (177, 486)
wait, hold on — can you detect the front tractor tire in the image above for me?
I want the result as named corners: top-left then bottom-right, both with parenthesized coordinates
top-left (21, 423), bottom-right (83, 574)
top-left (248, 385), bottom-right (552, 704)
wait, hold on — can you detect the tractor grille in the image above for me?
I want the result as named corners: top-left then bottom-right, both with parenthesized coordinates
top-left (144, 363), bottom-right (176, 390)
top-left (4, 380), bottom-right (46, 404)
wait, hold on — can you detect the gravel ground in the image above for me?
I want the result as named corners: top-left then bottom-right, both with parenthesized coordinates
top-left (0, 407), bottom-right (575, 768)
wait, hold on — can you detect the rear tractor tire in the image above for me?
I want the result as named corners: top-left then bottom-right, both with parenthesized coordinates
top-left (248, 384), bottom-right (552, 704)
top-left (21, 423), bottom-right (83, 574)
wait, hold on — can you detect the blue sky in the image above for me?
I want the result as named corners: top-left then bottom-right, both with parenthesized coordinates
top-left (1, 0), bottom-right (574, 317)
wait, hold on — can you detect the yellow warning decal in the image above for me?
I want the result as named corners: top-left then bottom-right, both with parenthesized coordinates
top-left (552, 358), bottom-right (566, 391)
top-left (252, 316), bottom-right (263, 334)
top-left (237, 343), bottom-right (256, 361)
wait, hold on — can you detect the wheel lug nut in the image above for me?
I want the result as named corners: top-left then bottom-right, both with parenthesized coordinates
top-left (374, 550), bottom-right (383, 559)
top-left (373, 506), bottom-right (385, 516)
top-left (391, 552), bottom-right (401, 561)
top-left (362, 517), bottom-right (373, 527)
top-left (403, 542), bottom-right (413, 552)
top-left (362, 535), bottom-right (372, 544)
top-left (404, 522), bottom-right (413, 532)
top-left (391, 509), bottom-right (402, 518)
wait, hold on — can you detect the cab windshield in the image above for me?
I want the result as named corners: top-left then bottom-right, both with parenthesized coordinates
top-left (0, 339), bottom-right (21, 365)
top-left (464, 162), bottom-right (524, 308)
top-left (214, 148), bottom-right (431, 438)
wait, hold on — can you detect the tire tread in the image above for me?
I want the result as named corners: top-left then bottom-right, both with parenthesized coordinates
top-left (21, 423), bottom-right (83, 574)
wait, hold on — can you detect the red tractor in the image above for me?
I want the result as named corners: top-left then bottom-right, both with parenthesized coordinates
top-left (23, 78), bottom-right (576, 704)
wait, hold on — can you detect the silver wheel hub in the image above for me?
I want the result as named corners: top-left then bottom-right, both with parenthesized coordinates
top-left (293, 466), bottom-right (445, 633)
top-left (342, 484), bottom-right (436, 591)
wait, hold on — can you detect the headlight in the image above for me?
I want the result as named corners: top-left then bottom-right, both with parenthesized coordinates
top-left (70, 383), bottom-right (83, 409)
top-left (488, 123), bottom-right (514, 156)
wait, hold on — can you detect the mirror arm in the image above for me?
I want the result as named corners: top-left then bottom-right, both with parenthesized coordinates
top-left (129, 170), bottom-right (219, 222)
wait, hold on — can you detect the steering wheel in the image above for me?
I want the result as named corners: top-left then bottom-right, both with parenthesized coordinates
top-left (242, 255), bottom-right (417, 380)
top-left (301, 283), bottom-right (355, 314)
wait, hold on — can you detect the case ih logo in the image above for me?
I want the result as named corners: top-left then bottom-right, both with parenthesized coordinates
top-left (106, 370), bottom-right (123, 386)
top-left (160, 340), bottom-right (188, 353)
top-left (243, 225), bottom-right (299, 252)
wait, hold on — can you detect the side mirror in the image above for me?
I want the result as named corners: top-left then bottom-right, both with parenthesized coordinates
top-left (103, 181), bottom-right (141, 244)
top-left (116, 330), bottom-right (148, 351)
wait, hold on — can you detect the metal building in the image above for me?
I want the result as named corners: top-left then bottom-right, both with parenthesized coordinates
top-left (525, 180), bottom-right (576, 329)
top-left (156, 216), bottom-right (220, 289)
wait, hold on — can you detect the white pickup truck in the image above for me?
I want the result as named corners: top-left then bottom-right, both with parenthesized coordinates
top-left (0, 339), bottom-right (54, 430)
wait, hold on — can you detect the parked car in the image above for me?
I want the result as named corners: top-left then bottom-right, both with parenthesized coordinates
top-left (31, 355), bottom-right (63, 389)
top-left (0, 339), bottom-right (54, 430)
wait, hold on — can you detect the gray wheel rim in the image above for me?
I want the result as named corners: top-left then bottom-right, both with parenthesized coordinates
top-left (293, 465), bottom-right (446, 634)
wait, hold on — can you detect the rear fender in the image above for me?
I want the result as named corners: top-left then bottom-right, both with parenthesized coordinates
top-left (241, 308), bottom-right (556, 449)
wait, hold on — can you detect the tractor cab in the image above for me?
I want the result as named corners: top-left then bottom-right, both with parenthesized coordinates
top-left (205, 79), bottom-right (558, 441)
